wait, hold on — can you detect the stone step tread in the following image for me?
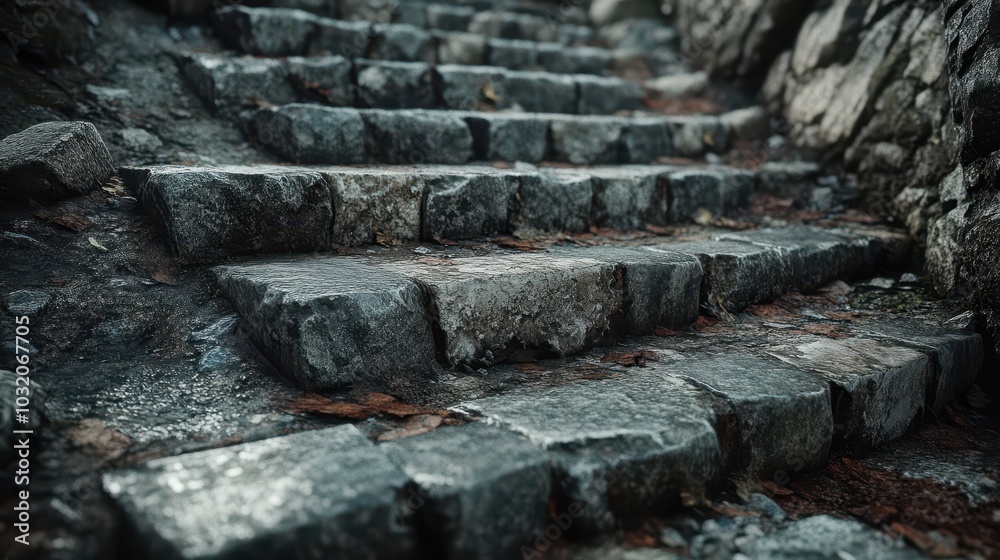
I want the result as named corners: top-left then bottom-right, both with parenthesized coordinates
top-left (243, 103), bottom-right (766, 166)
top-left (180, 52), bottom-right (671, 116)
top-left (209, 224), bottom-right (910, 389)
top-left (103, 304), bottom-right (981, 558)
top-left (122, 161), bottom-right (797, 262)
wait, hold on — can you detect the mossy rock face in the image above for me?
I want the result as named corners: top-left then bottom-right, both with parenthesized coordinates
top-left (852, 285), bottom-right (927, 313)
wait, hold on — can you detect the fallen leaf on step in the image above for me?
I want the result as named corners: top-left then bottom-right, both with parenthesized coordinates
top-left (377, 414), bottom-right (443, 442)
top-left (358, 392), bottom-right (451, 417)
top-left (693, 207), bottom-right (716, 225)
top-left (496, 236), bottom-right (547, 252)
top-left (150, 269), bottom-right (178, 286)
top-left (68, 419), bottom-right (133, 459)
top-left (35, 209), bottom-right (92, 232)
top-left (761, 480), bottom-right (794, 496)
top-left (88, 237), bottom-right (109, 252)
top-left (601, 350), bottom-right (658, 367)
top-left (653, 326), bottom-right (679, 337)
top-left (803, 323), bottom-right (845, 339)
top-left (643, 224), bottom-right (675, 236)
top-left (285, 394), bottom-right (376, 420)
top-left (514, 363), bottom-right (546, 373)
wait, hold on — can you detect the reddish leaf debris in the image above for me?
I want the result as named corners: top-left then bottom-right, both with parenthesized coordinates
top-left (601, 350), bottom-right (658, 367)
top-left (35, 209), bottom-right (92, 232)
top-left (285, 391), bottom-right (451, 421)
top-left (776, 454), bottom-right (1000, 559)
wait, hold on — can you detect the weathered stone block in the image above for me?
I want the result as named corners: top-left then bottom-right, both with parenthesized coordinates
top-left (181, 54), bottom-right (295, 111)
top-left (214, 6), bottom-right (317, 56)
top-left (554, 243), bottom-right (703, 331)
top-left (321, 169), bottom-right (427, 246)
top-left (426, 4), bottom-right (476, 31)
top-left (361, 109), bottom-right (473, 164)
top-left (756, 161), bottom-right (821, 201)
top-left (576, 75), bottom-right (642, 114)
top-left (435, 32), bottom-right (487, 65)
top-left (0, 121), bottom-right (114, 200)
top-left (370, 23), bottom-right (433, 62)
top-left (214, 257), bottom-right (436, 388)
top-left (550, 116), bottom-right (624, 164)
top-left (422, 173), bottom-right (518, 239)
top-left (381, 423), bottom-right (550, 560)
top-left (649, 351), bottom-right (832, 476)
top-left (512, 170), bottom-right (592, 234)
top-left (286, 55), bottom-right (354, 106)
top-left (123, 165), bottom-right (333, 263)
top-left (436, 65), bottom-right (511, 111)
top-left (664, 115), bottom-right (728, 157)
top-left (589, 167), bottom-right (675, 229)
top-left (622, 119), bottom-right (672, 163)
top-left (246, 104), bottom-right (366, 164)
top-left (463, 113), bottom-right (549, 162)
top-left (537, 43), bottom-right (612, 75)
top-left (506, 71), bottom-right (578, 113)
top-left (356, 59), bottom-right (435, 109)
top-left (104, 425), bottom-right (417, 559)
top-left (310, 17), bottom-right (372, 57)
top-left (768, 337), bottom-right (930, 450)
top-left (460, 373), bottom-right (720, 531)
top-left (667, 167), bottom-right (755, 223)
top-left (487, 38), bottom-right (539, 70)
top-left (379, 253), bottom-right (621, 365)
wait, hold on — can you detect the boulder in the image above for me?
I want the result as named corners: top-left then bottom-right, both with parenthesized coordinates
top-left (0, 121), bottom-right (114, 201)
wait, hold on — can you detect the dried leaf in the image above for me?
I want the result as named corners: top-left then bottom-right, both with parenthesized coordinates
top-left (36, 209), bottom-right (92, 232)
top-left (653, 326), bottom-right (679, 337)
top-left (67, 419), bottom-right (133, 459)
top-left (496, 236), bottom-right (547, 252)
top-left (88, 237), bottom-right (109, 252)
top-left (514, 363), bottom-right (546, 373)
top-left (150, 269), bottom-right (178, 286)
top-left (601, 350), bottom-right (658, 367)
top-left (762, 480), bottom-right (794, 496)
top-left (643, 224), bottom-right (675, 236)
top-left (286, 394), bottom-right (376, 420)
top-left (377, 414), bottom-right (444, 442)
top-left (803, 323), bottom-right (845, 339)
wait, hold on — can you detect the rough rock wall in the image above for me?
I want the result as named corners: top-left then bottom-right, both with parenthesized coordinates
top-left (942, 0), bottom-right (1000, 362)
top-left (672, 1), bottom-right (958, 268)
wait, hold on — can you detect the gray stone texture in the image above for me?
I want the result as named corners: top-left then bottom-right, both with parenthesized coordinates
top-left (104, 425), bottom-right (417, 559)
top-left (512, 170), bottom-right (592, 234)
top-left (370, 23), bottom-right (433, 62)
top-left (124, 165), bottom-right (333, 263)
top-left (550, 116), bottom-right (624, 164)
top-left (214, 6), bottom-right (317, 56)
top-left (310, 18), bottom-right (373, 58)
top-left (460, 373), bottom-right (721, 531)
top-left (422, 172), bottom-right (518, 239)
top-left (667, 167), bottom-right (755, 223)
top-left (1, 370), bottom-right (46, 466)
top-left (436, 65), bottom-right (512, 111)
top-left (246, 104), bottom-right (366, 164)
top-left (380, 253), bottom-right (621, 366)
top-left (181, 54), bottom-right (296, 111)
top-left (213, 257), bottom-right (436, 389)
top-left (506, 71), bottom-right (578, 114)
top-left (321, 169), bottom-right (427, 246)
top-left (588, 168), bottom-right (670, 230)
top-left (575, 75), bottom-right (643, 114)
top-left (356, 59), bottom-right (435, 109)
top-left (361, 109), bottom-right (473, 164)
top-left (463, 113), bottom-right (549, 163)
top-left (381, 423), bottom-right (550, 560)
top-left (286, 55), bottom-right (355, 105)
top-left (0, 121), bottom-right (114, 200)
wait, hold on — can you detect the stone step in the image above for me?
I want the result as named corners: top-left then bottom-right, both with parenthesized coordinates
top-left (122, 163), bottom-right (776, 262)
top-left (180, 53), bottom-right (663, 116)
top-left (242, 104), bottom-right (754, 165)
top-left (209, 225), bottom-right (908, 389)
top-left (103, 307), bottom-right (982, 557)
top-left (209, 5), bottom-right (678, 76)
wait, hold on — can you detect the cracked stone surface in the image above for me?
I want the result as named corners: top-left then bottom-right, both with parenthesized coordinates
top-left (104, 425), bottom-right (416, 559)
top-left (0, 121), bottom-right (115, 200)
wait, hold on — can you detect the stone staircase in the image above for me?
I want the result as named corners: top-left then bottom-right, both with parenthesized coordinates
top-left (99, 0), bottom-right (986, 558)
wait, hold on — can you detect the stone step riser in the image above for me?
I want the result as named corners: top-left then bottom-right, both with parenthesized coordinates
top-left (243, 104), bottom-right (745, 166)
top-left (210, 227), bottom-right (908, 390)
top-left (181, 54), bottom-right (658, 116)
top-left (122, 164), bottom-right (774, 263)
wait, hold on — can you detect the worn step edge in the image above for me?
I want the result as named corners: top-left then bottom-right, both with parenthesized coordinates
top-left (210, 225), bottom-right (908, 389)
top-left (120, 163), bottom-right (765, 263)
top-left (102, 318), bottom-right (982, 556)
